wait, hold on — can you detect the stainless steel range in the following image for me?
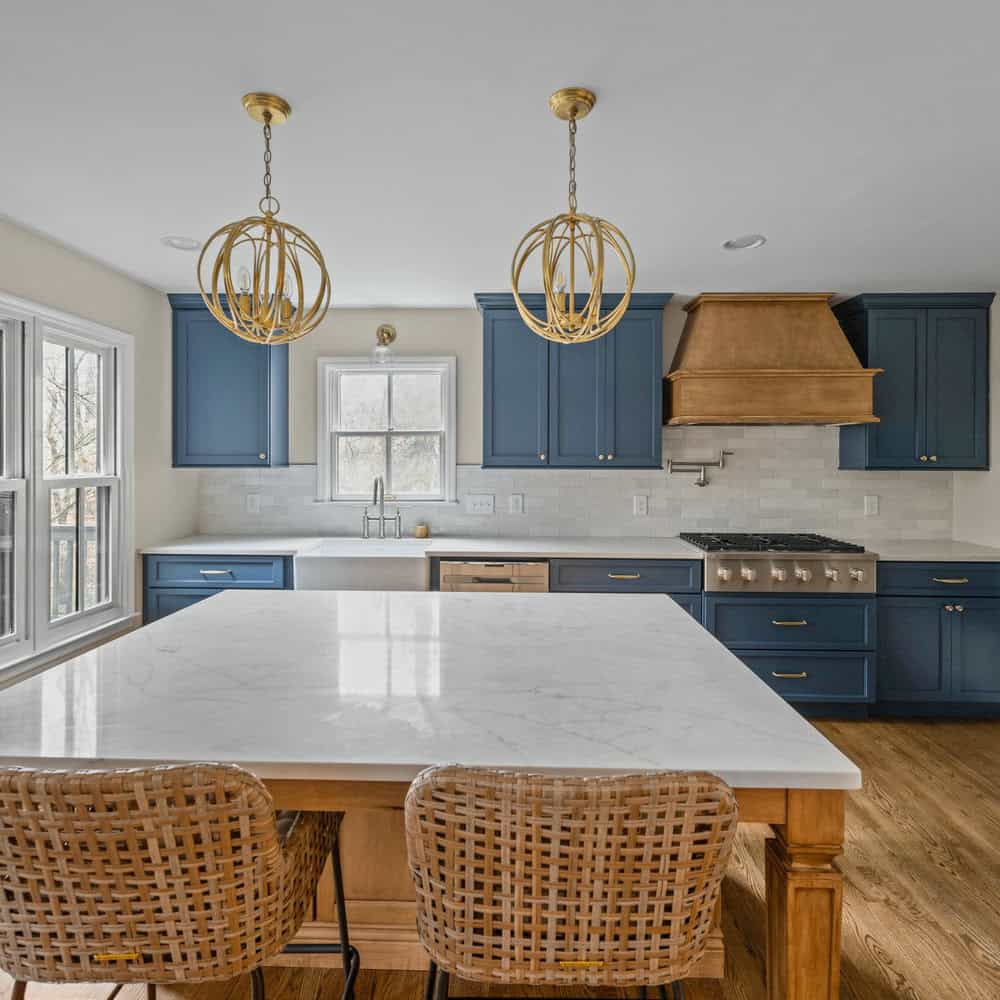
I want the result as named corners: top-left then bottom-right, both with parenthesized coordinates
top-left (680, 532), bottom-right (876, 594)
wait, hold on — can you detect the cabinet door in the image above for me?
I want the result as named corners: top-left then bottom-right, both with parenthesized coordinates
top-left (483, 312), bottom-right (549, 466)
top-left (951, 599), bottom-right (1000, 700)
top-left (173, 308), bottom-right (285, 467)
top-left (925, 309), bottom-right (988, 469)
top-left (144, 588), bottom-right (220, 623)
top-left (877, 597), bottom-right (949, 700)
top-left (604, 313), bottom-right (663, 467)
top-left (866, 310), bottom-right (927, 468)
top-left (548, 339), bottom-right (603, 466)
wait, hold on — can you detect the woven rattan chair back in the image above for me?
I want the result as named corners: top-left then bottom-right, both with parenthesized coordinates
top-left (0, 763), bottom-right (301, 986)
top-left (405, 767), bottom-right (738, 987)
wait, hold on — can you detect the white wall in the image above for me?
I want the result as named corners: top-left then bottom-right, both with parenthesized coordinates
top-left (0, 217), bottom-right (200, 562)
top-left (953, 298), bottom-right (1000, 545)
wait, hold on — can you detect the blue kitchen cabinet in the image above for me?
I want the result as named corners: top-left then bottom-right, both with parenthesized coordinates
top-left (477, 293), bottom-right (669, 468)
top-left (876, 561), bottom-right (1000, 707)
top-left (170, 294), bottom-right (289, 467)
top-left (837, 293), bottom-right (991, 470)
top-left (143, 554), bottom-right (293, 623)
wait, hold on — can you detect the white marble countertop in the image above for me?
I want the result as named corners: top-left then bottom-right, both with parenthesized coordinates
top-left (853, 538), bottom-right (1000, 562)
top-left (141, 534), bottom-right (705, 560)
top-left (0, 590), bottom-right (860, 789)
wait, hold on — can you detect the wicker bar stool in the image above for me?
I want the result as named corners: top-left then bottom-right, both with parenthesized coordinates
top-left (405, 766), bottom-right (738, 1000)
top-left (0, 763), bottom-right (360, 1000)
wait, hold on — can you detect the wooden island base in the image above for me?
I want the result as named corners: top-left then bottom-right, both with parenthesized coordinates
top-left (265, 781), bottom-right (845, 1000)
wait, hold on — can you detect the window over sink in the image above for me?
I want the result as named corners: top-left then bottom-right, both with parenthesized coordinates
top-left (317, 357), bottom-right (456, 502)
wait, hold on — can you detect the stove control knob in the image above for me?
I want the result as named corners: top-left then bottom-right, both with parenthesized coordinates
top-left (825, 567), bottom-right (840, 583)
top-left (741, 566), bottom-right (757, 583)
top-left (795, 567), bottom-right (813, 583)
top-left (771, 567), bottom-right (787, 583)
top-left (716, 566), bottom-right (733, 583)
top-left (849, 567), bottom-right (866, 583)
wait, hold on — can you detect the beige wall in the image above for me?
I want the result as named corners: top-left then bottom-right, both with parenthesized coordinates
top-left (0, 217), bottom-right (199, 556)
top-left (953, 298), bottom-right (1000, 546)
top-left (289, 308), bottom-right (483, 464)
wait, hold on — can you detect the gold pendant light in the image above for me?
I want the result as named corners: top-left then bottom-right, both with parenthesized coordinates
top-left (198, 93), bottom-right (331, 344)
top-left (511, 88), bottom-right (636, 344)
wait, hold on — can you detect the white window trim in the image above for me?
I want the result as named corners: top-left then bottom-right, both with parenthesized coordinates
top-left (0, 290), bottom-right (134, 670)
top-left (316, 356), bottom-right (457, 503)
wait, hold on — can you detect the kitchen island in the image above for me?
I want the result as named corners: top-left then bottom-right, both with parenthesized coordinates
top-left (0, 590), bottom-right (859, 1000)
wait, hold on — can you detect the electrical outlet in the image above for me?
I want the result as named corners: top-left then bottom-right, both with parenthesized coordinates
top-left (509, 493), bottom-right (525, 514)
top-left (864, 494), bottom-right (879, 517)
top-left (246, 494), bottom-right (261, 514)
top-left (633, 494), bottom-right (649, 516)
top-left (464, 493), bottom-right (495, 515)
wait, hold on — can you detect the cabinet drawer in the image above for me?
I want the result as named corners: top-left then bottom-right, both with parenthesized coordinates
top-left (670, 593), bottom-right (703, 622)
top-left (736, 651), bottom-right (873, 702)
top-left (877, 561), bottom-right (1000, 597)
top-left (704, 596), bottom-right (875, 649)
top-left (549, 559), bottom-right (702, 594)
top-left (145, 555), bottom-right (287, 589)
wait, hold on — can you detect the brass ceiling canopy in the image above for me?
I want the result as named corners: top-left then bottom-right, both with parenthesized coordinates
top-left (197, 92), bottom-right (331, 345)
top-left (511, 87), bottom-right (635, 344)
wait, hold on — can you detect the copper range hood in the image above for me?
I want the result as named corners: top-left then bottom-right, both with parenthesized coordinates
top-left (665, 293), bottom-right (881, 425)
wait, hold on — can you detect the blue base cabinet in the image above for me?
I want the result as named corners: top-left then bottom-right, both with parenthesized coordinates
top-left (170, 294), bottom-right (289, 467)
top-left (876, 562), bottom-right (1000, 708)
top-left (143, 554), bottom-right (293, 623)
top-left (477, 293), bottom-right (670, 468)
top-left (704, 594), bottom-right (877, 705)
top-left (836, 293), bottom-right (992, 470)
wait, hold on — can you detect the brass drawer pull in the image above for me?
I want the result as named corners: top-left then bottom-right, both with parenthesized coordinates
top-left (772, 671), bottom-right (808, 679)
top-left (199, 569), bottom-right (233, 576)
top-left (608, 573), bottom-right (641, 580)
top-left (932, 577), bottom-right (969, 585)
top-left (772, 619), bottom-right (808, 627)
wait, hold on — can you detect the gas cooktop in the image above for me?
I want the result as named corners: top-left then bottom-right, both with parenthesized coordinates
top-left (680, 532), bottom-right (866, 554)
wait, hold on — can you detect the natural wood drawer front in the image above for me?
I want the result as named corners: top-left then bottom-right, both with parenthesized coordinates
top-left (439, 561), bottom-right (549, 592)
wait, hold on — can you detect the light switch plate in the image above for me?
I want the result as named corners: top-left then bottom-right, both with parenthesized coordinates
top-left (509, 493), bottom-right (525, 514)
top-left (465, 493), bottom-right (495, 515)
top-left (246, 494), bottom-right (261, 514)
top-left (633, 494), bottom-right (649, 516)
top-left (864, 494), bottom-right (879, 517)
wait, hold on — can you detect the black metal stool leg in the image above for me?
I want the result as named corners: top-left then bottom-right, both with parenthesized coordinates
top-left (672, 982), bottom-right (685, 1000)
top-left (331, 835), bottom-right (361, 1000)
top-left (432, 968), bottom-right (450, 1000)
top-left (146, 986), bottom-right (156, 1000)
top-left (657, 986), bottom-right (669, 1000)
top-left (424, 960), bottom-right (439, 1000)
top-left (250, 966), bottom-right (266, 1000)
top-left (11, 982), bottom-right (26, 1000)
top-left (639, 987), bottom-right (648, 1000)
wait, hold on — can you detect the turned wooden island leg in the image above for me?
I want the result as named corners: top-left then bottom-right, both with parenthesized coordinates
top-left (766, 789), bottom-right (846, 1000)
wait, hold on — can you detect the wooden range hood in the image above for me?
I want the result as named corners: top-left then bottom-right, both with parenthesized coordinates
top-left (665, 292), bottom-right (881, 425)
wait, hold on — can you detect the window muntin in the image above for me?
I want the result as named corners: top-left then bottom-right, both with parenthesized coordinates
top-left (319, 358), bottom-right (456, 502)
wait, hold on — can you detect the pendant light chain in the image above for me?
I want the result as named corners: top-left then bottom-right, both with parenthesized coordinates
top-left (567, 117), bottom-right (577, 215)
top-left (260, 111), bottom-right (280, 216)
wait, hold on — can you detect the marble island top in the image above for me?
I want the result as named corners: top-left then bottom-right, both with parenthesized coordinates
top-left (0, 590), bottom-right (860, 790)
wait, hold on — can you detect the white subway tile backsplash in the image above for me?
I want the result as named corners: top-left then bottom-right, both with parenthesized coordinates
top-left (197, 426), bottom-right (955, 542)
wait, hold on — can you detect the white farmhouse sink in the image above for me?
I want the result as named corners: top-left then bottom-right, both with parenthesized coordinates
top-left (293, 537), bottom-right (433, 591)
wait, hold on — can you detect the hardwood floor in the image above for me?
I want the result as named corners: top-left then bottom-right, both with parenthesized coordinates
top-left (2, 719), bottom-right (998, 1000)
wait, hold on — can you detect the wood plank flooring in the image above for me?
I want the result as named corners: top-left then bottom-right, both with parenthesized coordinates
top-left (3, 719), bottom-right (998, 1000)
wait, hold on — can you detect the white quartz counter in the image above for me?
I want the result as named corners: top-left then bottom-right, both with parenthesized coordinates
top-left (141, 535), bottom-right (327, 557)
top-left (423, 536), bottom-right (704, 560)
top-left (855, 539), bottom-right (1000, 562)
top-left (0, 590), bottom-right (860, 790)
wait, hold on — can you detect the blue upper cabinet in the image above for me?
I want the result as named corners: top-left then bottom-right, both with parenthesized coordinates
top-left (837, 293), bottom-right (991, 470)
top-left (477, 293), bottom-right (668, 468)
top-left (170, 294), bottom-right (289, 467)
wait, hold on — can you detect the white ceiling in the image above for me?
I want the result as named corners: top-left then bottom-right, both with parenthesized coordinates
top-left (3, 1), bottom-right (1000, 306)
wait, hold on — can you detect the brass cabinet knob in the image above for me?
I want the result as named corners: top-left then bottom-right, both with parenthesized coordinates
top-left (930, 455), bottom-right (938, 462)
top-left (539, 452), bottom-right (546, 460)
top-left (919, 455), bottom-right (928, 462)
top-left (608, 453), bottom-right (615, 460)
top-left (956, 604), bottom-right (965, 613)
top-left (945, 604), bottom-right (955, 612)
top-left (258, 452), bottom-right (267, 461)
top-left (598, 454), bottom-right (606, 461)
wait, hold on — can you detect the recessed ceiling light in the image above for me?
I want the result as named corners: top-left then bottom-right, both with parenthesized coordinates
top-left (160, 235), bottom-right (202, 252)
top-left (722, 233), bottom-right (767, 251)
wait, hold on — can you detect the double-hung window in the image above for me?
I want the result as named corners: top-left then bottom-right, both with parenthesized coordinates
top-left (318, 357), bottom-right (456, 502)
top-left (0, 292), bottom-right (133, 675)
